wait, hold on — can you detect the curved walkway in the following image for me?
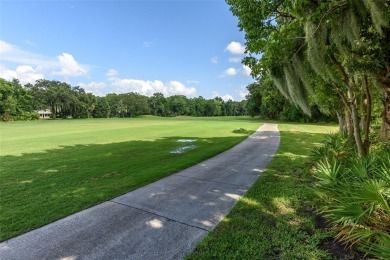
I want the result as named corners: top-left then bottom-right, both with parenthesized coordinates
top-left (0, 123), bottom-right (280, 260)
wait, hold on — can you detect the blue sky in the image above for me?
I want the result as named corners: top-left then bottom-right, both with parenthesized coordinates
top-left (0, 0), bottom-right (253, 100)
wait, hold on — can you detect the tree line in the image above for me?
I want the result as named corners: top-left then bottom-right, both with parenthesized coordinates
top-left (0, 78), bottom-right (249, 120)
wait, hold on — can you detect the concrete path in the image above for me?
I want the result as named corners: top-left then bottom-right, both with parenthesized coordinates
top-left (0, 124), bottom-right (280, 260)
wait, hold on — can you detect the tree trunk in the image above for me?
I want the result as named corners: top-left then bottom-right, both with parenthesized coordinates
top-left (336, 111), bottom-right (345, 134)
top-left (380, 85), bottom-right (390, 142)
top-left (362, 75), bottom-right (372, 152)
top-left (51, 105), bottom-right (56, 119)
top-left (345, 105), bottom-right (354, 138)
top-left (348, 89), bottom-right (366, 157)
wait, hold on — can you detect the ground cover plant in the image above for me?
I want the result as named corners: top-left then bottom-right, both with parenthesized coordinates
top-left (312, 133), bottom-right (390, 259)
top-left (0, 116), bottom-right (260, 241)
top-left (186, 123), bottom-right (341, 259)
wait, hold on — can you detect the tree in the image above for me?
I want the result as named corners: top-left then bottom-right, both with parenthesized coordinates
top-left (31, 79), bottom-right (73, 119)
top-left (227, 0), bottom-right (390, 156)
top-left (149, 93), bottom-right (166, 116)
top-left (167, 95), bottom-right (189, 116)
top-left (189, 96), bottom-right (206, 116)
top-left (246, 82), bottom-right (262, 117)
top-left (0, 79), bottom-right (17, 121)
top-left (92, 97), bottom-right (110, 118)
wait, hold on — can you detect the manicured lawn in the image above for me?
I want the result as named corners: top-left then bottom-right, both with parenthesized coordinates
top-left (186, 123), bottom-right (338, 259)
top-left (0, 116), bottom-right (261, 241)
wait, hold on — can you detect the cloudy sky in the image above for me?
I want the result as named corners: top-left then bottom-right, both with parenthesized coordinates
top-left (0, 0), bottom-right (254, 101)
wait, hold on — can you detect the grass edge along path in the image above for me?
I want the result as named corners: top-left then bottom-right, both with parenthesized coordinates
top-left (0, 117), bottom-right (260, 242)
top-left (186, 123), bottom-right (340, 259)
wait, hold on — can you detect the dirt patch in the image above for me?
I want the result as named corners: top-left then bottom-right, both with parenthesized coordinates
top-left (314, 213), bottom-right (368, 259)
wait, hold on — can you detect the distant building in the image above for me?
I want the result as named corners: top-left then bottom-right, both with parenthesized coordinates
top-left (36, 109), bottom-right (52, 119)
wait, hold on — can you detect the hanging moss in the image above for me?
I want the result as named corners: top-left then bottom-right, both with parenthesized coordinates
top-left (284, 62), bottom-right (312, 116)
top-left (305, 22), bottom-right (329, 81)
top-left (362, 0), bottom-right (390, 34)
top-left (270, 63), bottom-right (290, 100)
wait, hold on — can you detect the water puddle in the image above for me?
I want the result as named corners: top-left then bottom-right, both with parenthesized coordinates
top-left (176, 139), bottom-right (196, 143)
top-left (170, 139), bottom-right (197, 154)
top-left (170, 145), bottom-right (197, 154)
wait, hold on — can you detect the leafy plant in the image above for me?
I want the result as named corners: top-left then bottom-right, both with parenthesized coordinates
top-left (313, 143), bottom-right (390, 259)
top-left (232, 128), bottom-right (249, 134)
top-left (311, 132), bottom-right (355, 164)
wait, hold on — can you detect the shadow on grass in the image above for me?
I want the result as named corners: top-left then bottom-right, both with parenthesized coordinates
top-left (0, 135), bottom-right (248, 242)
top-left (186, 131), bottom-right (334, 259)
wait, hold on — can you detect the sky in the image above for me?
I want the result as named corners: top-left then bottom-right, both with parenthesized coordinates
top-left (0, 0), bottom-right (254, 101)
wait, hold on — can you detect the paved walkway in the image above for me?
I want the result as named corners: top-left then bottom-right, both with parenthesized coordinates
top-left (0, 124), bottom-right (280, 260)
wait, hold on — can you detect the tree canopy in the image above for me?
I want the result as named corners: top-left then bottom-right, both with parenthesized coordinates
top-left (0, 78), bottom-right (249, 121)
top-left (227, 0), bottom-right (390, 156)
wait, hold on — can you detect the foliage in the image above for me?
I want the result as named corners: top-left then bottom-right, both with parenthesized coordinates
top-left (227, 0), bottom-right (390, 156)
top-left (311, 132), bottom-right (356, 164)
top-left (0, 78), bottom-right (249, 120)
top-left (232, 128), bottom-right (249, 134)
top-left (93, 96), bottom-right (110, 118)
top-left (246, 77), bottom-right (335, 123)
top-left (0, 78), bottom-right (35, 121)
top-left (313, 133), bottom-right (390, 259)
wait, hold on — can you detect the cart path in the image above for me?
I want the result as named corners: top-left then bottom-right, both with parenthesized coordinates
top-left (0, 123), bottom-right (280, 260)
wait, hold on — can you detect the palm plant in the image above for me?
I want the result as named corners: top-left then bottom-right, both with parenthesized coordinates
top-left (314, 151), bottom-right (390, 259)
top-left (311, 132), bottom-right (355, 164)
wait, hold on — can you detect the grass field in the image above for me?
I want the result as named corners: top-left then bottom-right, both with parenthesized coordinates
top-left (0, 116), bottom-right (261, 241)
top-left (186, 123), bottom-right (339, 259)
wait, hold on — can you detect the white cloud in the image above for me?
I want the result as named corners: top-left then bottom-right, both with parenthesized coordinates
top-left (237, 85), bottom-right (249, 100)
top-left (241, 65), bottom-right (252, 77)
top-left (54, 53), bottom-right (88, 77)
top-left (221, 94), bottom-right (234, 101)
top-left (211, 56), bottom-right (218, 64)
top-left (212, 91), bottom-right (234, 101)
top-left (225, 67), bottom-right (237, 76)
top-left (78, 82), bottom-right (107, 96)
top-left (226, 41), bottom-right (245, 55)
top-left (229, 57), bottom-right (242, 63)
top-left (106, 69), bottom-right (118, 77)
top-left (0, 40), bottom-right (57, 67)
top-left (110, 78), bottom-right (196, 97)
top-left (0, 40), bottom-right (14, 53)
top-left (0, 65), bottom-right (44, 85)
top-left (0, 41), bottom-right (89, 80)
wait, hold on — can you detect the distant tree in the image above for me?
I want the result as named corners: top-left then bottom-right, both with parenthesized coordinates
top-left (246, 82), bottom-right (261, 117)
top-left (93, 97), bottom-right (110, 118)
top-left (149, 92), bottom-right (166, 116)
top-left (0, 79), bottom-right (17, 121)
top-left (189, 96), bottom-right (206, 116)
top-left (167, 95), bottom-right (189, 116)
top-left (0, 78), bottom-right (36, 121)
top-left (31, 79), bottom-right (73, 119)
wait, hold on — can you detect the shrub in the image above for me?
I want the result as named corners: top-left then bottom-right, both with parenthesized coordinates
top-left (312, 134), bottom-right (390, 259)
top-left (13, 111), bottom-right (40, 121)
top-left (311, 132), bottom-right (355, 164)
top-left (232, 128), bottom-right (249, 134)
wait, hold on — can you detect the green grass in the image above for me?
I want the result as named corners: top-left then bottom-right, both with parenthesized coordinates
top-left (186, 123), bottom-right (338, 260)
top-left (0, 116), bottom-right (261, 241)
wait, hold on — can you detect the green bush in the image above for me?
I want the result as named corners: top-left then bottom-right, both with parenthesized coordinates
top-left (13, 111), bottom-right (40, 121)
top-left (311, 132), bottom-right (355, 164)
top-left (232, 128), bottom-right (249, 134)
top-left (312, 134), bottom-right (390, 259)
